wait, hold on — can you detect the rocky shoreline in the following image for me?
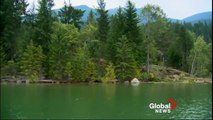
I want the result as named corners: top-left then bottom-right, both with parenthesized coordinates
top-left (0, 77), bottom-right (211, 84)
top-left (1, 65), bottom-right (211, 84)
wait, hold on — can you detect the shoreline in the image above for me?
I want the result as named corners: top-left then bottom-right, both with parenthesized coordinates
top-left (0, 78), bottom-right (212, 84)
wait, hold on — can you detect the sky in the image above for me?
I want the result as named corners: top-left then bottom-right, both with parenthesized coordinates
top-left (27, 0), bottom-right (212, 19)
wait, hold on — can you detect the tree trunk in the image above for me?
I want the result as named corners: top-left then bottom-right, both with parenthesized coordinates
top-left (190, 52), bottom-right (197, 76)
top-left (147, 45), bottom-right (150, 73)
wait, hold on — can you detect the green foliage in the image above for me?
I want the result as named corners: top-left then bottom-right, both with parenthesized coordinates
top-left (87, 10), bottom-right (97, 25)
top-left (141, 72), bottom-right (158, 81)
top-left (141, 72), bottom-right (150, 81)
top-left (81, 23), bottom-right (99, 58)
top-left (142, 4), bottom-right (173, 65)
top-left (1, 0), bottom-right (212, 81)
top-left (124, 1), bottom-right (140, 44)
top-left (85, 60), bottom-right (98, 81)
top-left (141, 4), bottom-right (166, 23)
top-left (178, 27), bottom-right (194, 71)
top-left (167, 23), bottom-right (194, 72)
top-left (0, 47), bottom-right (6, 71)
top-left (71, 46), bottom-right (90, 81)
top-left (34, 0), bottom-right (54, 54)
top-left (58, 1), bottom-right (84, 29)
top-left (64, 62), bottom-right (73, 80)
top-left (124, 1), bottom-right (141, 63)
top-left (141, 4), bottom-right (170, 71)
top-left (48, 22), bottom-right (80, 80)
top-left (0, 0), bottom-right (28, 60)
top-left (1, 60), bottom-right (18, 77)
top-left (115, 35), bottom-right (136, 81)
top-left (16, 25), bottom-right (34, 57)
top-left (102, 62), bottom-right (116, 82)
top-left (189, 36), bottom-right (212, 77)
top-left (96, 0), bottom-right (109, 58)
top-left (167, 43), bottom-right (182, 69)
top-left (134, 66), bottom-right (142, 80)
top-left (107, 7), bottom-right (126, 64)
top-left (185, 22), bottom-right (212, 43)
top-left (97, 0), bottom-right (109, 42)
top-left (20, 41), bottom-right (45, 81)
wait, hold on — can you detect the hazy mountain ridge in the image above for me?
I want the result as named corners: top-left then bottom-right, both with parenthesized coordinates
top-left (53, 5), bottom-right (212, 23)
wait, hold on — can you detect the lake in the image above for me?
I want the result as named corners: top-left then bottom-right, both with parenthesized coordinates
top-left (0, 83), bottom-right (212, 119)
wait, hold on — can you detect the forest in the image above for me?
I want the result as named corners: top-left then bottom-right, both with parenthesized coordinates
top-left (0, 0), bottom-right (212, 82)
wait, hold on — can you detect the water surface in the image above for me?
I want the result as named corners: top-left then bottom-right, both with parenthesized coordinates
top-left (0, 83), bottom-right (212, 119)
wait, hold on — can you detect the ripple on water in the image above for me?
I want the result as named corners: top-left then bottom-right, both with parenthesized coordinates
top-left (171, 98), bottom-right (212, 119)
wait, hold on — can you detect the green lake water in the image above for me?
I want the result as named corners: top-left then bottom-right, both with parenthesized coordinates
top-left (0, 83), bottom-right (212, 119)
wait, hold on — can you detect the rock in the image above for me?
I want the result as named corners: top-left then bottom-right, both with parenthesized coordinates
top-left (131, 78), bottom-right (140, 85)
top-left (173, 75), bottom-right (180, 80)
top-left (56, 81), bottom-right (60, 84)
top-left (124, 81), bottom-right (129, 84)
top-left (25, 80), bottom-right (30, 84)
top-left (17, 80), bottom-right (21, 84)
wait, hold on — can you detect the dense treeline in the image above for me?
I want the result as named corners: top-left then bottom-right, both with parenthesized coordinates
top-left (0, 0), bottom-right (212, 82)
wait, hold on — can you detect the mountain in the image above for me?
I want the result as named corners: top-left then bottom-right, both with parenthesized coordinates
top-left (182, 11), bottom-right (212, 23)
top-left (53, 5), bottom-right (142, 22)
top-left (53, 5), bottom-right (92, 21)
top-left (75, 5), bottom-right (92, 21)
top-left (53, 5), bottom-right (211, 24)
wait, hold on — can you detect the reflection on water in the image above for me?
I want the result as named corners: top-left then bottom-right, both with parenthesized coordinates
top-left (1, 83), bottom-right (212, 119)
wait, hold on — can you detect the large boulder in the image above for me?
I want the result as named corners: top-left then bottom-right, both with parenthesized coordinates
top-left (131, 78), bottom-right (140, 85)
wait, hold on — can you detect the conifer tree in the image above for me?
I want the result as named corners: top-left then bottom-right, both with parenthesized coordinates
top-left (124, 1), bottom-right (141, 64)
top-left (102, 62), bottom-right (116, 82)
top-left (96, 0), bottom-right (109, 58)
top-left (0, 0), bottom-right (28, 60)
top-left (58, 1), bottom-right (85, 29)
top-left (87, 10), bottom-right (97, 25)
top-left (20, 41), bottom-right (45, 81)
top-left (115, 35), bottom-right (136, 81)
top-left (34, 0), bottom-right (54, 54)
top-left (107, 7), bottom-right (126, 64)
top-left (124, 1), bottom-right (140, 44)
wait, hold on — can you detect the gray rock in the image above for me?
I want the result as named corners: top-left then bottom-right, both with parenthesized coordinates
top-left (124, 81), bottom-right (129, 84)
top-left (25, 80), bottom-right (30, 84)
top-left (131, 78), bottom-right (140, 85)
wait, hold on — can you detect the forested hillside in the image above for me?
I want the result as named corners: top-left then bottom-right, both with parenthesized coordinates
top-left (0, 0), bottom-right (212, 82)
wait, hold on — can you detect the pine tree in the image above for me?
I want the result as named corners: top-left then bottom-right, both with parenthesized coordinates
top-left (96, 0), bottom-right (109, 58)
top-left (124, 1), bottom-right (141, 64)
top-left (0, 0), bottom-right (28, 60)
top-left (20, 41), bottom-right (45, 81)
top-left (24, 1), bottom-right (36, 25)
top-left (34, 0), bottom-right (54, 54)
top-left (102, 62), bottom-right (116, 83)
top-left (72, 45), bottom-right (90, 81)
top-left (85, 60), bottom-right (98, 81)
top-left (107, 7), bottom-right (126, 64)
top-left (176, 26), bottom-right (194, 72)
top-left (124, 1), bottom-right (140, 44)
top-left (115, 35), bottom-right (136, 81)
top-left (81, 23), bottom-right (98, 58)
top-left (87, 10), bottom-right (97, 25)
top-left (15, 2), bottom-right (37, 58)
top-left (58, 1), bottom-right (85, 29)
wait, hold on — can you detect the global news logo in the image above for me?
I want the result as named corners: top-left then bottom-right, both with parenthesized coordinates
top-left (149, 98), bottom-right (177, 113)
